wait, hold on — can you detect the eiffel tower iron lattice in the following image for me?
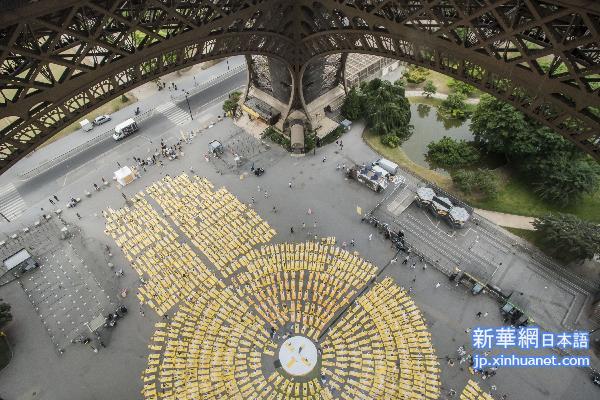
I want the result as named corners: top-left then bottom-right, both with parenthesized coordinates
top-left (1, 0), bottom-right (599, 174)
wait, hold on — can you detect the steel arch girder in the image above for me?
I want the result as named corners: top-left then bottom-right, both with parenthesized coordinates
top-left (302, 29), bottom-right (600, 159)
top-left (2, 0), bottom-right (600, 175)
top-left (0, 31), bottom-right (295, 174)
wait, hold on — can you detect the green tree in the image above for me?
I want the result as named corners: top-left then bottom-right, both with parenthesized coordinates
top-left (0, 301), bottom-right (11, 330)
top-left (532, 214), bottom-right (600, 262)
top-left (422, 80), bottom-right (437, 98)
top-left (361, 79), bottom-right (412, 141)
top-left (470, 94), bottom-right (530, 156)
top-left (223, 91), bottom-right (241, 116)
top-left (341, 87), bottom-right (363, 121)
top-left (440, 93), bottom-right (468, 119)
top-left (426, 136), bottom-right (480, 168)
top-left (447, 79), bottom-right (476, 96)
top-left (470, 94), bottom-right (600, 206)
top-left (533, 156), bottom-right (600, 206)
top-left (452, 168), bottom-right (500, 199)
top-left (470, 95), bottom-right (576, 159)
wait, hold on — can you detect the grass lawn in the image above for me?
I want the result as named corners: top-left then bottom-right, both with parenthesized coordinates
top-left (39, 93), bottom-right (138, 148)
top-left (0, 335), bottom-right (11, 370)
top-left (469, 176), bottom-right (600, 223)
top-left (405, 70), bottom-right (451, 94)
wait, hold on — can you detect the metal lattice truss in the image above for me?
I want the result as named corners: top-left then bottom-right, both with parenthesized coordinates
top-left (247, 55), bottom-right (276, 97)
top-left (246, 55), bottom-right (291, 104)
top-left (303, 53), bottom-right (346, 104)
top-left (1, 0), bottom-right (600, 174)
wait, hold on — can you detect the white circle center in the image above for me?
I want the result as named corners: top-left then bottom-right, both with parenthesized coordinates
top-left (278, 336), bottom-right (318, 376)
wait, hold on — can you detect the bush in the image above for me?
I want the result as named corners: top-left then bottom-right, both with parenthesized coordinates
top-left (440, 92), bottom-right (468, 119)
top-left (447, 79), bottom-right (476, 96)
top-left (404, 66), bottom-right (430, 84)
top-left (120, 94), bottom-right (128, 103)
top-left (426, 136), bottom-right (480, 168)
top-left (321, 126), bottom-right (345, 146)
top-left (381, 134), bottom-right (401, 148)
top-left (452, 168), bottom-right (500, 199)
top-left (262, 126), bottom-right (290, 149)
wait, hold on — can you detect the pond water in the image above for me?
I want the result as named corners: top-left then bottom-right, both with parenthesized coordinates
top-left (402, 103), bottom-right (474, 173)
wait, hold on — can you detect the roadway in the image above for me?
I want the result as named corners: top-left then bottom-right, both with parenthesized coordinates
top-left (5, 61), bottom-right (246, 205)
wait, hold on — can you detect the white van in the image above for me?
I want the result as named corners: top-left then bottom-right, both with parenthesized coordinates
top-left (113, 118), bottom-right (138, 140)
top-left (79, 119), bottom-right (93, 132)
top-left (373, 158), bottom-right (399, 175)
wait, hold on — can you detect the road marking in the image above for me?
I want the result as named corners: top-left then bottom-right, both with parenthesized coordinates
top-left (155, 101), bottom-right (190, 126)
top-left (0, 183), bottom-right (27, 221)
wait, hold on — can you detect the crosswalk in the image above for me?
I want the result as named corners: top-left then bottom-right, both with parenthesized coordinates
top-left (155, 101), bottom-right (191, 126)
top-left (0, 183), bottom-right (27, 221)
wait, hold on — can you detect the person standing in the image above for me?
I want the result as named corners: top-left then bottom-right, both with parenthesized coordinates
top-left (290, 227), bottom-right (294, 234)
top-left (53, 195), bottom-right (59, 202)
top-left (368, 233), bottom-right (373, 241)
top-left (288, 181), bottom-right (292, 189)
top-left (49, 198), bottom-right (54, 205)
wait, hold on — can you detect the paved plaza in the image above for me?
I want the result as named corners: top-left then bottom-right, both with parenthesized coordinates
top-left (0, 64), bottom-right (598, 400)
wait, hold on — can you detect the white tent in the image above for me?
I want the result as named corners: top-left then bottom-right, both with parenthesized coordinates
top-left (114, 166), bottom-right (135, 186)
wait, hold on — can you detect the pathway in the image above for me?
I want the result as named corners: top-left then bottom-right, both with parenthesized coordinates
top-left (474, 208), bottom-right (535, 230)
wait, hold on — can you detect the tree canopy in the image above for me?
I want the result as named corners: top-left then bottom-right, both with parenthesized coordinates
top-left (222, 91), bottom-right (242, 115)
top-left (532, 213), bottom-right (600, 262)
top-left (361, 79), bottom-right (412, 141)
top-left (341, 87), bottom-right (363, 121)
top-left (426, 136), bottom-right (480, 168)
top-left (422, 80), bottom-right (437, 98)
top-left (447, 79), bottom-right (476, 96)
top-left (470, 94), bottom-right (600, 205)
top-left (440, 93), bottom-right (468, 119)
top-left (341, 79), bottom-right (412, 146)
top-left (451, 168), bottom-right (500, 199)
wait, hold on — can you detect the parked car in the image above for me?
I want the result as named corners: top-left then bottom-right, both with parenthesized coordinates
top-left (93, 114), bottom-right (111, 125)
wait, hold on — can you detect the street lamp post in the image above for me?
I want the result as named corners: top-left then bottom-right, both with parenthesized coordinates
top-left (185, 91), bottom-right (193, 120)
